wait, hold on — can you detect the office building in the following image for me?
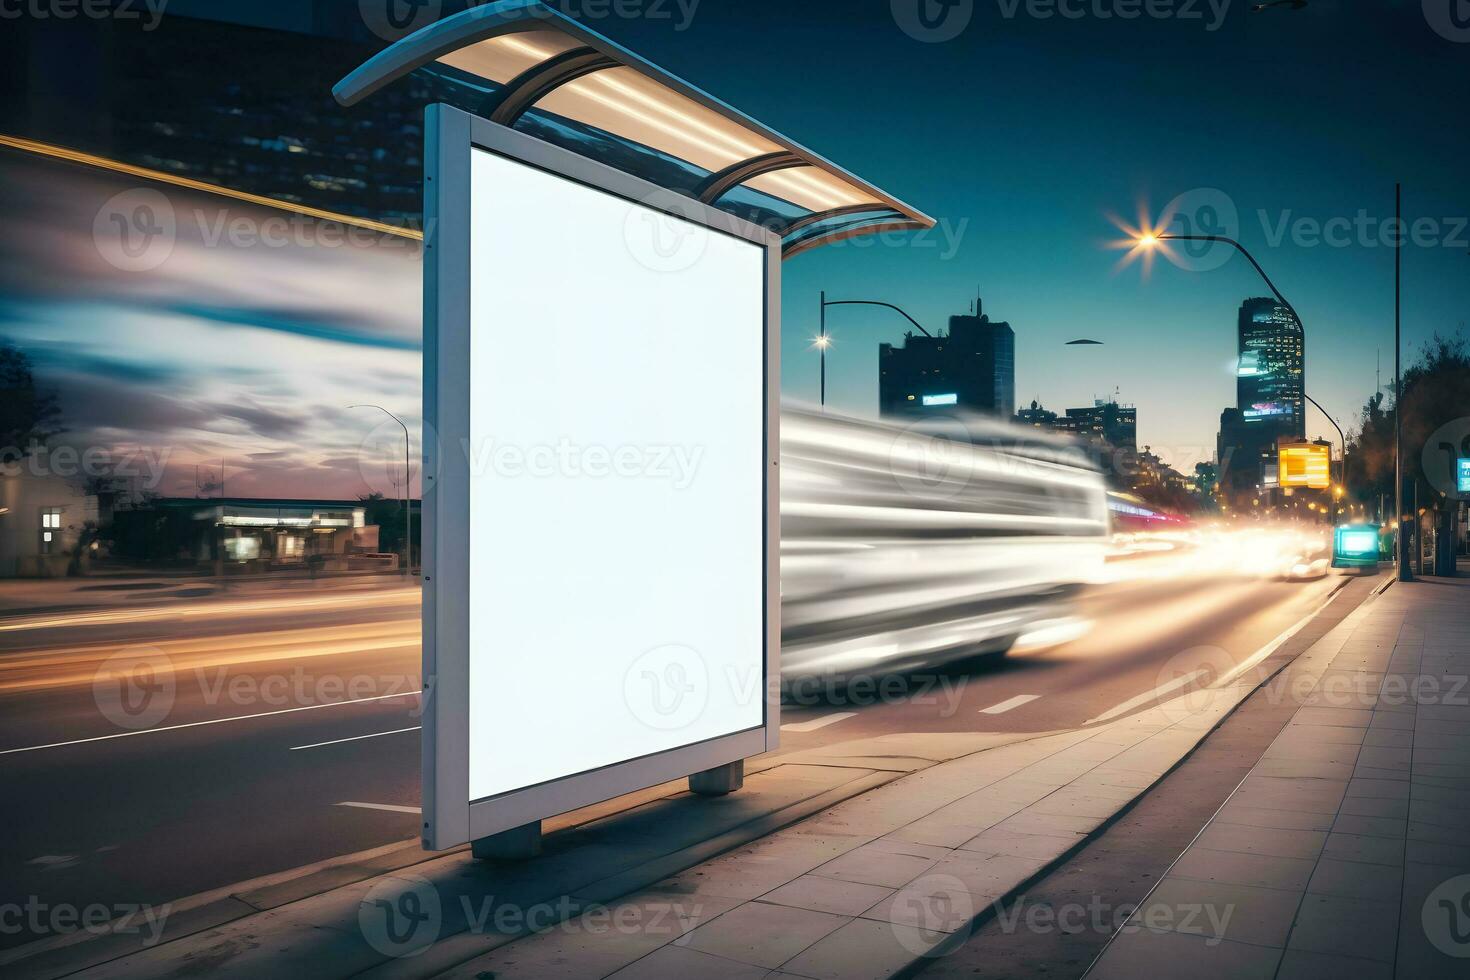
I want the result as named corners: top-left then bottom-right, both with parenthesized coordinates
top-left (1236, 297), bottom-right (1305, 440)
top-left (1218, 298), bottom-right (1306, 495)
top-left (878, 298), bottom-right (1015, 419)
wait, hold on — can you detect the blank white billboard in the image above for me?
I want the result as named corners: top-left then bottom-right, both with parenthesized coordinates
top-left (464, 147), bottom-right (766, 802)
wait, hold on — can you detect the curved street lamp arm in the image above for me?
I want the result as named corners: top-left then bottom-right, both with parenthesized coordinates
top-left (822, 299), bottom-right (933, 337)
top-left (349, 403), bottom-right (413, 575)
top-left (1302, 393), bottom-right (1344, 451)
top-left (1158, 234), bottom-right (1302, 329)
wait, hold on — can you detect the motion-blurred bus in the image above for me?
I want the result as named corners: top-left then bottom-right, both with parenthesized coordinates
top-left (780, 406), bottom-right (1109, 683)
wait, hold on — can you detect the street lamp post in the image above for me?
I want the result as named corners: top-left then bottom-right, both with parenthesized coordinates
top-left (1394, 183), bottom-right (1410, 581)
top-left (351, 404), bottom-right (412, 577)
top-left (814, 292), bottom-right (932, 408)
top-left (1142, 232), bottom-right (1351, 526)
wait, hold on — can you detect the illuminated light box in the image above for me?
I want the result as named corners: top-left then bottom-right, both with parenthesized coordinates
top-left (1279, 444), bottom-right (1331, 489)
top-left (419, 106), bottom-right (779, 849)
top-left (922, 393), bottom-right (958, 406)
top-left (1458, 458), bottom-right (1470, 495)
top-left (1333, 524), bottom-right (1380, 568)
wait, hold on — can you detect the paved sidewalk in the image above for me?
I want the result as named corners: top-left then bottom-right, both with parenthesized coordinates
top-left (2, 575), bottom-right (1375, 980)
top-left (1087, 573), bottom-right (1470, 979)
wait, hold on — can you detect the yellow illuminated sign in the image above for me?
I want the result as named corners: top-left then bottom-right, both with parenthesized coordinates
top-left (1279, 444), bottom-right (1331, 489)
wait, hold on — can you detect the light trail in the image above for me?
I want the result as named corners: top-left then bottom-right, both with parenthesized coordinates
top-left (0, 587), bottom-right (419, 636)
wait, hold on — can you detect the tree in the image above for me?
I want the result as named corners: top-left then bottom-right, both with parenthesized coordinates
top-left (0, 341), bottom-right (61, 464)
top-left (358, 491), bottom-right (404, 555)
top-left (1345, 332), bottom-right (1470, 573)
top-left (1345, 332), bottom-right (1470, 503)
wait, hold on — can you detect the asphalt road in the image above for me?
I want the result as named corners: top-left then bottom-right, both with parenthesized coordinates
top-left (0, 558), bottom-right (1355, 950)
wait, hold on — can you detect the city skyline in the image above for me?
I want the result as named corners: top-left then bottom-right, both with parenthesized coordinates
top-left (2, 2), bottom-right (1468, 492)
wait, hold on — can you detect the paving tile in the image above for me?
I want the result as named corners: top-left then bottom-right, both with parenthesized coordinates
top-left (651, 833), bottom-right (868, 902)
top-left (779, 916), bottom-right (941, 980)
top-left (1345, 777), bottom-right (1411, 800)
top-left (1405, 838), bottom-right (1470, 872)
top-left (1337, 796), bottom-right (1409, 819)
top-left (1329, 813), bottom-right (1407, 839)
top-left (1086, 927), bottom-right (1282, 980)
top-left (1361, 728), bottom-right (1413, 748)
top-left (1168, 847), bottom-right (1317, 892)
top-left (1143, 877), bottom-right (1301, 948)
top-left (859, 873), bottom-right (986, 934)
top-left (679, 901), bottom-right (847, 969)
top-left (1293, 706), bottom-right (1374, 728)
top-left (1213, 804), bottom-right (1334, 833)
top-left (1322, 832), bottom-right (1405, 867)
top-left (1277, 946), bottom-right (1396, 979)
top-left (1286, 893), bottom-right (1398, 963)
top-left (1229, 776), bottom-right (1348, 814)
top-left (1306, 857), bottom-right (1403, 903)
top-left (1355, 746), bottom-right (1412, 770)
top-left (957, 827), bottom-right (1085, 861)
top-left (757, 875), bottom-right (895, 917)
top-left (606, 944), bottom-right (769, 980)
top-left (1194, 823), bottom-right (1327, 861)
top-left (812, 840), bottom-right (944, 888)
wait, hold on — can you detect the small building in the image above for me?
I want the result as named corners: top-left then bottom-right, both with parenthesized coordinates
top-left (132, 498), bottom-right (382, 572)
top-left (0, 468), bottom-right (100, 577)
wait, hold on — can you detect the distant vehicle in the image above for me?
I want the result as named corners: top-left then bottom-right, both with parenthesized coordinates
top-left (779, 406), bottom-right (1109, 685)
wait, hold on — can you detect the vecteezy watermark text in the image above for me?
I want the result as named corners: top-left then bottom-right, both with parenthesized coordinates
top-left (0, 0), bottom-right (167, 30)
top-left (463, 439), bottom-right (704, 490)
top-left (0, 897), bottom-right (171, 947)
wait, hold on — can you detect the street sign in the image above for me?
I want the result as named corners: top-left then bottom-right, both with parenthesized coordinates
top-left (419, 107), bottom-right (779, 850)
top-left (1278, 443), bottom-right (1331, 489)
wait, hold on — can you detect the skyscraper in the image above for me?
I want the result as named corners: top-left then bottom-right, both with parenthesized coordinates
top-left (1236, 297), bottom-right (1305, 440)
top-left (1218, 298), bottom-right (1306, 494)
top-left (878, 298), bottom-right (1015, 419)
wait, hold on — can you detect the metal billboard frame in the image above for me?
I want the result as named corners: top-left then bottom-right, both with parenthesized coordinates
top-left (422, 103), bottom-right (781, 851)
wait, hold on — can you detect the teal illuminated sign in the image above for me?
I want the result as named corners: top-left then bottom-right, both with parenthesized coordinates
top-left (1333, 524), bottom-right (1380, 569)
top-left (922, 393), bottom-right (958, 406)
top-left (1458, 458), bottom-right (1470, 494)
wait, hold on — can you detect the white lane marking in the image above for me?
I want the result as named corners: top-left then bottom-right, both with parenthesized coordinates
top-left (336, 801), bottom-right (421, 814)
top-left (781, 712), bottom-right (856, 733)
top-left (290, 726), bottom-right (420, 751)
top-left (980, 694), bottom-right (1040, 715)
top-left (1212, 585), bottom-right (1346, 689)
top-left (0, 690), bottom-right (422, 757)
top-left (1087, 669), bottom-right (1209, 725)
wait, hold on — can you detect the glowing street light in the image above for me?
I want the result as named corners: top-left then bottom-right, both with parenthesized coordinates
top-left (1126, 227), bottom-right (1353, 524)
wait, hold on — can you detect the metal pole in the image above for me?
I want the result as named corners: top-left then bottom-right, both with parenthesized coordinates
top-left (819, 289), bottom-right (826, 409)
top-left (1396, 183), bottom-right (1411, 580)
top-left (1303, 392), bottom-right (1344, 524)
top-left (350, 404), bottom-right (412, 577)
top-left (404, 431), bottom-right (412, 576)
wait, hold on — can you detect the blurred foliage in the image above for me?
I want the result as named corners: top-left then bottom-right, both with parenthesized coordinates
top-left (0, 340), bottom-right (61, 462)
top-left (1345, 332), bottom-right (1470, 509)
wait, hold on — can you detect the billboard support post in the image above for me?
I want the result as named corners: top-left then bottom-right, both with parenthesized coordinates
top-left (472, 821), bottom-right (543, 862)
top-left (690, 760), bottom-right (745, 796)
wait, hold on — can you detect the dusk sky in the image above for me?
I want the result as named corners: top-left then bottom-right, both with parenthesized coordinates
top-left (2, 0), bottom-right (1468, 498)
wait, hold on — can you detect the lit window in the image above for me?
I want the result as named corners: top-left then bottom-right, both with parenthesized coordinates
top-left (40, 507), bottom-right (62, 529)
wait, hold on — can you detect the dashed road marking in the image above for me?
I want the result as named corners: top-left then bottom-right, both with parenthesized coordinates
top-left (781, 712), bottom-right (857, 733)
top-left (335, 801), bottom-right (421, 814)
top-left (980, 694), bottom-right (1040, 714)
top-left (289, 726), bottom-right (420, 751)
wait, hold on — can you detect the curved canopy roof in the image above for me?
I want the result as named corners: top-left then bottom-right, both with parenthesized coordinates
top-left (334, 0), bottom-right (932, 258)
